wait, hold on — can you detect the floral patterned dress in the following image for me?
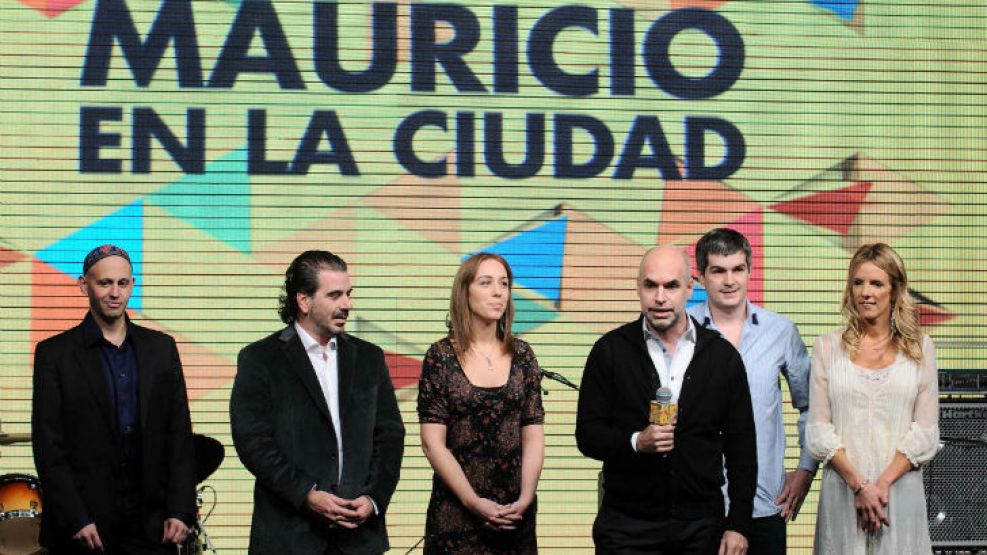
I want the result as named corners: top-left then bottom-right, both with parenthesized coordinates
top-left (417, 337), bottom-right (545, 554)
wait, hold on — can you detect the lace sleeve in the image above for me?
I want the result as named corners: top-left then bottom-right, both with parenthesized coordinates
top-left (897, 335), bottom-right (940, 466)
top-left (806, 333), bottom-right (843, 464)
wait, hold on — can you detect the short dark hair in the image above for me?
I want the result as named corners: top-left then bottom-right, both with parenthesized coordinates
top-left (695, 228), bottom-right (752, 275)
top-left (278, 250), bottom-right (348, 324)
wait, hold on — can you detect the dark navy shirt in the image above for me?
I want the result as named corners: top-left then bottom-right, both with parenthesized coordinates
top-left (78, 313), bottom-right (193, 530)
top-left (82, 312), bottom-right (140, 465)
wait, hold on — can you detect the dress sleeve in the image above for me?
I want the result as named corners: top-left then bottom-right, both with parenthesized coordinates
top-left (417, 343), bottom-right (450, 424)
top-left (519, 341), bottom-right (545, 427)
top-left (897, 335), bottom-right (940, 466)
top-left (806, 333), bottom-right (844, 464)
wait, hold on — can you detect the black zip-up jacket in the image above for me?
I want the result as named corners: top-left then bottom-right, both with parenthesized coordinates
top-left (576, 316), bottom-right (757, 537)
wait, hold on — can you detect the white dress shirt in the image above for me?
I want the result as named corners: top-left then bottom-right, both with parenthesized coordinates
top-left (295, 322), bottom-right (342, 480)
top-left (631, 315), bottom-right (697, 451)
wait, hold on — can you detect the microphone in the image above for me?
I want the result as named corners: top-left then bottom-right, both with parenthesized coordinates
top-left (649, 387), bottom-right (677, 426)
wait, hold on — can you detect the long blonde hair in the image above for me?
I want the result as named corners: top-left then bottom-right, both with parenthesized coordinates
top-left (447, 253), bottom-right (515, 358)
top-left (840, 243), bottom-right (922, 363)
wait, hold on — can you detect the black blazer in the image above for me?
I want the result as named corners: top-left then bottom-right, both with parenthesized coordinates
top-left (31, 317), bottom-right (197, 549)
top-left (575, 317), bottom-right (757, 536)
top-left (230, 326), bottom-right (405, 555)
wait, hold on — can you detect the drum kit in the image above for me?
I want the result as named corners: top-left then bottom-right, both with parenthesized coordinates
top-left (0, 428), bottom-right (223, 555)
top-left (0, 431), bottom-right (42, 555)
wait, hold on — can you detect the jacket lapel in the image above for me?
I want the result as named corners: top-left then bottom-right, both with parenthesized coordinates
top-left (279, 327), bottom-right (334, 425)
top-left (335, 334), bottom-right (356, 435)
top-left (132, 326), bottom-right (156, 432)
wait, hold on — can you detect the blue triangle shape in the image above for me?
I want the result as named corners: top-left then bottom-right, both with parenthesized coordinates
top-left (812, 0), bottom-right (858, 20)
top-left (35, 201), bottom-right (144, 312)
top-left (148, 147), bottom-right (251, 253)
top-left (687, 283), bottom-right (707, 308)
top-left (475, 217), bottom-right (567, 303)
top-left (512, 293), bottom-right (559, 335)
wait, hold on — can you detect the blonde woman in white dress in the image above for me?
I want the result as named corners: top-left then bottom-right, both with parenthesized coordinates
top-left (807, 243), bottom-right (939, 554)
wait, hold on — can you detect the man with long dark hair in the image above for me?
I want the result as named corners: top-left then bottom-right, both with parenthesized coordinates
top-left (231, 250), bottom-right (405, 554)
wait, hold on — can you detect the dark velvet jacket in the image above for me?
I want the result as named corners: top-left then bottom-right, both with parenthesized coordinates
top-left (576, 316), bottom-right (757, 537)
top-left (231, 326), bottom-right (405, 555)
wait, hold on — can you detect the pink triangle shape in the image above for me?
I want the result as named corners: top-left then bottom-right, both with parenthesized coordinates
top-left (685, 210), bottom-right (765, 305)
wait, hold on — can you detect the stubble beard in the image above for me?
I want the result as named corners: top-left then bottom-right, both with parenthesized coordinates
top-left (646, 309), bottom-right (680, 333)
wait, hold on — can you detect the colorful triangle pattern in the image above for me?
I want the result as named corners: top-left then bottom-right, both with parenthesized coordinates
top-left (475, 216), bottom-right (568, 304)
top-left (512, 294), bottom-right (560, 335)
top-left (34, 201), bottom-right (145, 312)
top-left (771, 181), bottom-right (872, 236)
top-left (812, 0), bottom-right (859, 20)
top-left (147, 147), bottom-right (251, 254)
top-left (15, 0), bottom-right (86, 18)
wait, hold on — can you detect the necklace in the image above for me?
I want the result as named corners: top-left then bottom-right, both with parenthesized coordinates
top-left (472, 345), bottom-right (496, 371)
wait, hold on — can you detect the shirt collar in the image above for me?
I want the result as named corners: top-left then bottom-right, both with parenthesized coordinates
top-left (642, 312), bottom-right (697, 345)
top-left (697, 300), bottom-right (759, 329)
top-left (294, 322), bottom-right (336, 355)
top-left (82, 311), bottom-right (133, 347)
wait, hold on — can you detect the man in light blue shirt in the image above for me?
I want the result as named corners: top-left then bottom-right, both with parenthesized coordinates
top-left (687, 228), bottom-right (818, 555)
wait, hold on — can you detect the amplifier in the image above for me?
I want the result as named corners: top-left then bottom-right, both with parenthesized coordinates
top-left (924, 401), bottom-right (987, 550)
top-left (938, 370), bottom-right (987, 394)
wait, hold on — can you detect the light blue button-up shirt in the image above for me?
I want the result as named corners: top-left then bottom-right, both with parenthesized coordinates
top-left (688, 301), bottom-right (818, 518)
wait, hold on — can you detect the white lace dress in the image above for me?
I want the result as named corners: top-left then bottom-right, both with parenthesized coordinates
top-left (806, 331), bottom-right (939, 555)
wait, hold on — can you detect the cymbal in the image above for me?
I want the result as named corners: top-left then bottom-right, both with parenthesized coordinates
top-left (0, 432), bottom-right (32, 446)
top-left (193, 434), bottom-right (224, 484)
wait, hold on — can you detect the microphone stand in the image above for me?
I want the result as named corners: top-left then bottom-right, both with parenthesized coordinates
top-left (541, 369), bottom-right (579, 395)
top-left (939, 435), bottom-right (987, 446)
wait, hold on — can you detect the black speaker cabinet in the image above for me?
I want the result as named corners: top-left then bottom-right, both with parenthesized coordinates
top-left (924, 401), bottom-right (987, 550)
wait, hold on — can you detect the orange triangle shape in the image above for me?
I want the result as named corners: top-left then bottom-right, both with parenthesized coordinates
top-left (31, 259), bottom-right (90, 346)
top-left (252, 207), bottom-right (359, 271)
top-left (771, 181), bottom-right (872, 236)
top-left (560, 208), bottom-right (645, 335)
top-left (670, 0), bottom-right (729, 9)
top-left (363, 163), bottom-right (461, 254)
top-left (136, 317), bottom-right (237, 401)
top-left (658, 179), bottom-right (759, 242)
top-left (0, 247), bottom-right (27, 270)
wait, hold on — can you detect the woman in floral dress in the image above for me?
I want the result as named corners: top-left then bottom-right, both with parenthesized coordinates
top-left (418, 252), bottom-right (545, 554)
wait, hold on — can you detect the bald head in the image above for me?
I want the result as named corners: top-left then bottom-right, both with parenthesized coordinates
top-left (637, 245), bottom-right (694, 338)
top-left (639, 245), bottom-right (692, 283)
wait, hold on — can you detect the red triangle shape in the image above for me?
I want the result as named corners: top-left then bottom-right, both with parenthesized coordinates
top-left (385, 352), bottom-right (422, 390)
top-left (771, 181), bottom-right (873, 236)
top-left (918, 304), bottom-right (954, 327)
